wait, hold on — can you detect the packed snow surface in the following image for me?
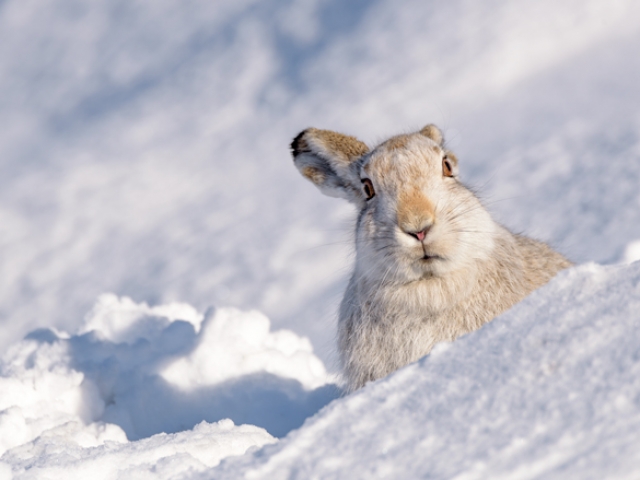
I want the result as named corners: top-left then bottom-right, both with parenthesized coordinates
top-left (210, 262), bottom-right (640, 479)
top-left (1, 0), bottom-right (640, 478)
top-left (2, 420), bottom-right (274, 480)
top-left (7, 262), bottom-right (638, 478)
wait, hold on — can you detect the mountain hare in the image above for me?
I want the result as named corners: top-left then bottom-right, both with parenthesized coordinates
top-left (291, 124), bottom-right (572, 392)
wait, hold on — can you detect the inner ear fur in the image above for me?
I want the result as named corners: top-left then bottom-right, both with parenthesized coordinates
top-left (291, 128), bottom-right (369, 202)
top-left (419, 124), bottom-right (444, 146)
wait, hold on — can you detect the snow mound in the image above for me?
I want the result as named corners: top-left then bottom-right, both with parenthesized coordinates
top-left (0, 296), bottom-right (339, 478)
top-left (210, 261), bottom-right (640, 479)
top-left (79, 294), bottom-right (205, 344)
top-left (160, 305), bottom-right (329, 390)
top-left (4, 419), bottom-right (274, 480)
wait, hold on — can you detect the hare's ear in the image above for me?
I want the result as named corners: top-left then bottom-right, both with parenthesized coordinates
top-left (419, 124), bottom-right (444, 146)
top-left (291, 128), bottom-right (369, 203)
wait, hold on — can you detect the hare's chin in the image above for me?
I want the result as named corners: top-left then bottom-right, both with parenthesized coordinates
top-left (417, 255), bottom-right (445, 269)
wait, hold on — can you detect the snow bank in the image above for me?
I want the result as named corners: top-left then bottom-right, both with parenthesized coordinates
top-left (1, 0), bottom-right (639, 478)
top-left (0, 296), bottom-right (338, 478)
top-left (4, 420), bottom-right (274, 480)
top-left (210, 261), bottom-right (640, 479)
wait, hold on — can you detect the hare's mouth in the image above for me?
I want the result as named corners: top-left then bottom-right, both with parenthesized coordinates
top-left (419, 243), bottom-right (441, 261)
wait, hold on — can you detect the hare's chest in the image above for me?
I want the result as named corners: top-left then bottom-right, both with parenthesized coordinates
top-left (340, 305), bottom-right (447, 375)
top-left (338, 276), bottom-right (470, 389)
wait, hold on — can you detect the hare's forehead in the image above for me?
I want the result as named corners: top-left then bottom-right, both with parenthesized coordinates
top-left (361, 141), bottom-right (443, 184)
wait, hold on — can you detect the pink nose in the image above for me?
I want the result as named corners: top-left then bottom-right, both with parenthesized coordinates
top-left (406, 226), bottom-right (430, 242)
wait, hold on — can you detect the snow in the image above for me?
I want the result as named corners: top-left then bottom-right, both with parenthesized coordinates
top-left (0, 296), bottom-right (337, 478)
top-left (1, 0), bottom-right (640, 478)
top-left (4, 420), bottom-right (274, 480)
top-left (209, 261), bottom-right (640, 479)
top-left (2, 0), bottom-right (639, 367)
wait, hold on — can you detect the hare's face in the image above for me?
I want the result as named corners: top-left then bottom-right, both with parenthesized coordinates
top-left (292, 125), bottom-right (496, 283)
top-left (355, 134), bottom-right (494, 281)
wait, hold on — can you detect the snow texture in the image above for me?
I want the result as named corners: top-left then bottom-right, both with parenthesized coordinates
top-left (3, 420), bottom-right (274, 480)
top-left (210, 262), bottom-right (640, 479)
top-left (1, 0), bottom-right (639, 368)
top-left (0, 297), bottom-right (337, 478)
top-left (0, 0), bottom-right (640, 478)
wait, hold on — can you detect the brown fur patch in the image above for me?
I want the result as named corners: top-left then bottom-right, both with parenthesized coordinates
top-left (301, 166), bottom-right (326, 185)
top-left (291, 128), bottom-right (368, 165)
top-left (310, 128), bottom-right (369, 164)
top-left (397, 188), bottom-right (435, 232)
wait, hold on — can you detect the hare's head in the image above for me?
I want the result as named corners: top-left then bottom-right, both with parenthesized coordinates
top-left (291, 125), bottom-right (496, 282)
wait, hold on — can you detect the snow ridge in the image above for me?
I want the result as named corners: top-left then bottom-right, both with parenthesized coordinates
top-left (210, 262), bottom-right (640, 479)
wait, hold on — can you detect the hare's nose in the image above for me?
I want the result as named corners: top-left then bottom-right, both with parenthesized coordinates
top-left (406, 226), bottom-right (431, 242)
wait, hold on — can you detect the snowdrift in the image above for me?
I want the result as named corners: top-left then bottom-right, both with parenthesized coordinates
top-left (3, 261), bottom-right (640, 479)
top-left (0, 296), bottom-right (338, 478)
top-left (211, 261), bottom-right (640, 479)
top-left (1, 0), bottom-right (640, 478)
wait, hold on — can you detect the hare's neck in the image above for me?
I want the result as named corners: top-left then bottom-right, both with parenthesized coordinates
top-left (356, 263), bottom-right (479, 318)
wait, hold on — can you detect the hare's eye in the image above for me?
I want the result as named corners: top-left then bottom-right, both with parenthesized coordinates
top-left (442, 155), bottom-right (454, 177)
top-left (361, 178), bottom-right (375, 200)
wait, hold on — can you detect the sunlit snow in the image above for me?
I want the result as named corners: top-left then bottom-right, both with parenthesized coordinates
top-left (1, 0), bottom-right (639, 478)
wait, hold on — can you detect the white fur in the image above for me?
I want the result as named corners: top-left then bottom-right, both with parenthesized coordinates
top-left (291, 126), bottom-right (571, 392)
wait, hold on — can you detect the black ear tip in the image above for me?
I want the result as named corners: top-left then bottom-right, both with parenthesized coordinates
top-left (291, 129), bottom-right (311, 156)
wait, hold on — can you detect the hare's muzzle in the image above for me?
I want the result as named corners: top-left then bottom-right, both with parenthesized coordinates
top-left (404, 226), bottom-right (431, 242)
top-left (397, 188), bottom-right (435, 240)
